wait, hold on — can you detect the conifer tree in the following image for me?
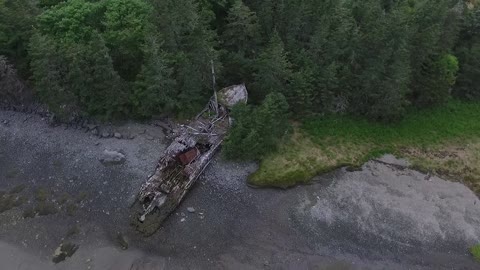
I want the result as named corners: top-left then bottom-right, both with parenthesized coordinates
top-left (0, 0), bottom-right (38, 75)
top-left (221, 0), bottom-right (260, 83)
top-left (454, 6), bottom-right (480, 100)
top-left (222, 0), bottom-right (259, 54)
top-left (252, 31), bottom-right (291, 102)
top-left (351, 0), bottom-right (412, 121)
top-left (133, 37), bottom-right (176, 117)
top-left (408, 0), bottom-right (460, 107)
top-left (306, 2), bottom-right (358, 113)
top-left (150, 0), bottom-right (219, 114)
top-left (4, 0), bottom-right (480, 124)
top-left (455, 41), bottom-right (480, 100)
top-left (29, 33), bottom-right (75, 118)
top-left (72, 32), bottom-right (126, 118)
top-left (223, 92), bottom-right (289, 160)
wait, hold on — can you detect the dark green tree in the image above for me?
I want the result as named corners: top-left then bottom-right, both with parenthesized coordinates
top-left (220, 0), bottom-right (260, 83)
top-left (29, 0), bottom-right (161, 119)
top-left (3, 0), bottom-right (479, 125)
top-left (307, 2), bottom-right (358, 114)
top-left (250, 0), bottom-right (277, 38)
top-left (454, 42), bottom-right (480, 100)
top-left (29, 33), bottom-right (76, 118)
top-left (408, 0), bottom-right (461, 107)
top-left (350, 0), bottom-right (412, 121)
top-left (103, 0), bottom-right (152, 80)
top-left (0, 0), bottom-right (39, 76)
top-left (30, 31), bottom-right (126, 119)
top-left (252, 31), bottom-right (291, 102)
top-left (287, 64), bottom-right (315, 115)
top-left (275, 0), bottom-right (313, 51)
top-left (36, 0), bottom-right (103, 43)
top-left (38, 0), bottom-right (65, 8)
top-left (454, 5), bottom-right (480, 100)
top-left (70, 32), bottom-right (127, 118)
top-left (223, 92), bottom-right (290, 160)
top-left (150, 0), bottom-right (220, 115)
top-left (412, 53), bottom-right (459, 107)
top-left (222, 0), bottom-right (259, 54)
top-left (133, 36), bottom-right (176, 117)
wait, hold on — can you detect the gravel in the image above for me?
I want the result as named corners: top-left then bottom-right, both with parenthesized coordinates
top-left (1, 110), bottom-right (480, 270)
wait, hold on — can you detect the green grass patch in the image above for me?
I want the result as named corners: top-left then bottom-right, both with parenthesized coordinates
top-left (304, 100), bottom-right (480, 147)
top-left (66, 203), bottom-right (77, 216)
top-left (250, 100), bottom-right (480, 188)
top-left (35, 188), bottom-right (49, 202)
top-left (471, 244), bottom-right (480, 262)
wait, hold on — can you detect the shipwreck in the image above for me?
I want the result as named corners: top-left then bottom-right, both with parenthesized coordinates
top-left (131, 84), bottom-right (248, 235)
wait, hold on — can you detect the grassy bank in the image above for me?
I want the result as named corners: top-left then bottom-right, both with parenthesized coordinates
top-left (249, 100), bottom-right (480, 191)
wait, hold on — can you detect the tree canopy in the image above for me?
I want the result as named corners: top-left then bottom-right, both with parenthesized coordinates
top-left (0, 0), bottom-right (478, 126)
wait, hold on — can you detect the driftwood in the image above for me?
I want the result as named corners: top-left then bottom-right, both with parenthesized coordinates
top-left (131, 84), bottom-right (248, 236)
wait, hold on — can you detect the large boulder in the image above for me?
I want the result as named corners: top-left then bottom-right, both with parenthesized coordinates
top-left (217, 84), bottom-right (248, 109)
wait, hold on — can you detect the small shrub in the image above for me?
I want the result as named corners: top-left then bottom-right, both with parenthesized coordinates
top-left (22, 207), bottom-right (35, 218)
top-left (471, 244), bottom-right (480, 262)
top-left (66, 203), bottom-right (77, 216)
top-left (13, 196), bottom-right (26, 207)
top-left (412, 54), bottom-right (459, 107)
top-left (34, 201), bottom-right (58, 216)
top-left (8, 183), bottom-right (26, 194)
top-left (0, 194), bottom-right (14, 213)
top-left (35, 188), bottom-right (49, 201)
top-left (57, 192), bottom-right (70, 205)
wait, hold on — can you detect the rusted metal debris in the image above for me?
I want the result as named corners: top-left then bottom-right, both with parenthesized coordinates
top-left (131, 84), bottom-right (248, 236)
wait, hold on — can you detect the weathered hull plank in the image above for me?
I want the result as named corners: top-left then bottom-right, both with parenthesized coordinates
top-left (132, 85), bottom-right (247, 236)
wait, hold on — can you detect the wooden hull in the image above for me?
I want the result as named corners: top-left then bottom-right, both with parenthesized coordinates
top-left (131, 84), bottom-right (247, 236)
top-left (131, 137), bottom-right (223, 236)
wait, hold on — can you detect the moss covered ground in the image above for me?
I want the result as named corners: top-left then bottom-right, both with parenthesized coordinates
top-left (249, 100), bottom-right (480, 192)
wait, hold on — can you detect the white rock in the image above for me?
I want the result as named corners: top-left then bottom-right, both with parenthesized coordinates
top-left (99, 150), bottom-right (126, 166)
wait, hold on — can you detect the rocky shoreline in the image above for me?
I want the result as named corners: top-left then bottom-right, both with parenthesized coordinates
top-left (1, 110), bottom-right (480, 269)
top-left (0, 101), bottom-right (178, 141)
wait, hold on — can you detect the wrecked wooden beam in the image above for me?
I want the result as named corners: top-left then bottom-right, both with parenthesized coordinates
top-left (131, 84), bottom-right (248, 236)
